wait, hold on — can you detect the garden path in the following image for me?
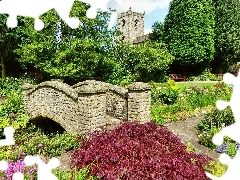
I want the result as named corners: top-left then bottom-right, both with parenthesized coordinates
top-left (165, 116), bottom-right (219, 160)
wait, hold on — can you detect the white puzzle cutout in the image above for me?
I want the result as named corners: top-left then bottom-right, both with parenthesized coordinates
top-left (80, 0), bottom-right (122, 29)
top-left (0, 127), bottom-right (15, 173)
top-left (0, 127), bottom-right (25, 180)
top-left (0, 0), bottom-right (122, 30)
top-left (24, 155), bottom-right (60, 180)
top-left (206, 69), bottom-right (240, 179)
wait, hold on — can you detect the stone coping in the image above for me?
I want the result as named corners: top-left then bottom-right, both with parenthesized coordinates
top-left (22, 81), bottom-right (78, 100)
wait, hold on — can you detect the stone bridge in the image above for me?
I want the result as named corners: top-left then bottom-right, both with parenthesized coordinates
top-left (22, 80), bottom-right (151, 135)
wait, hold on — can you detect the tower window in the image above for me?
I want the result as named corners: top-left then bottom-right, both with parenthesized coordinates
top-left (134, 19), bottom-right (138, 26)
top-left (122, 19), bottom-right (125, 27)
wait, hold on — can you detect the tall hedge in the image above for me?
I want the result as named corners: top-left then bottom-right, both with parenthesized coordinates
top-left (211, 0), bottom-right (240, 73)
top-left (163, 0), bottom-right (215, 72)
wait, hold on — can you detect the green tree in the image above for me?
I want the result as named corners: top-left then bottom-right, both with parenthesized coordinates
top-left (211, 0), bottom-right (240, 73)
top-left (149, 21), bottom-right (164, 43)
top-left (15, 2), bottom-right (117, 83)
top-left (0, 15), bottom-right (23, 78)
top-left (103, 41), bottom-right (174, 84)
top-left (163, 0), bottom-right (215, 74)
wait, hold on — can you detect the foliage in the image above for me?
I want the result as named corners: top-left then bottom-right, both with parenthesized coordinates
top-left (149, 21), bottom-right (165, 42)
top-left (0, 15), bottom-right (24, 78)
top-left (151, 79), bottom-right (179, 105)
top-left (103, 41), bottom-right (174, 84)
top-left (186, 142), bottom-right (196, 152)
top-left (163, 0), bottom-right (215, 68)
top-left (151, 82), bottom-right (231, 124)
top-left (14, 2), bottom-right (117, 83)
top-left (211, 0), bottom-right (240, 73)
top-left (0, 125), bottom-right (82, 162)
top-left (0, 156), bottom-right (97, 180)
top-left (134, 41), bottom-right (174, 82)
top-left (227, 143), bottom-right (237, 157)
top-left (197, 126), bottom-right (220, 149)
top-left (196, 107), bottom-right (234, 132)
top-left (217, 143), bottom-right (240, 158)
top-left (151, 87), bottom-right (179, 105)
top-left (204, 160), bottom-right (227, 177)
top-left (16, 124), bottom-right (82, 159)
top-left (228, 63), bottom-right (240, 76)
top-left (70, 121), bottom-right (212, 180)
top-left (167, 79), bottom-right (179, 90)
top-left (0, 77), bottom-right (35, 135)
top-left (188, 69), bottom-right (222, 81)
top-left (196, 107), bottom-right (234, 149)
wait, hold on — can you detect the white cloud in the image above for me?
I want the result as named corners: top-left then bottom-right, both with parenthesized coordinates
top-left (144, 28), bottom-right (152, 35)
top-left (108, 0), bottom-right (171, 14)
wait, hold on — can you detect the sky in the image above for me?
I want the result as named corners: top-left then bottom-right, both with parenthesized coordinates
top-left (108, 0), bottom-right (172, 34)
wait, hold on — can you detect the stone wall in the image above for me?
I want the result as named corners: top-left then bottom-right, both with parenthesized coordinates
top-left (22, 80), bottom-right (151, 135)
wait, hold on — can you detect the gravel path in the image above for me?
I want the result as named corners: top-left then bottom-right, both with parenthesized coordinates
top-left (165, 116), bottom-right (219, 160)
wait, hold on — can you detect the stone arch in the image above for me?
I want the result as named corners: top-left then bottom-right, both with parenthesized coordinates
top-left (28, 116), bottom-right (66, 135)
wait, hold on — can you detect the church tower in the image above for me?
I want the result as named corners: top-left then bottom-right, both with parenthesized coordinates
top-left (117, 7), bottom-right (145, 43)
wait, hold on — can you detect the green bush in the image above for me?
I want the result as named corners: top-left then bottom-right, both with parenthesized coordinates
top-left (188, 69), bottom-right (221, 81)
top-left (151, 80), bottom-right (179, 105)
top-left (196, 107), bottom-right (234, 149)
top-left (16, 126), bottom-right (81, 158)
top-left (228, 63), bottom-right (240, 76)
top-left (151, 82), bottom-right (231, 124)
top-left (204, 160), bottom-right (227, 177)
top-left (53, 166), bottom-right (98, 180)
top-left (196, 107), bottom-right (234, 132)
top-left (227, 143), bottom-right (237, 157)
top-left (197, 127), bottom-right (220, 149)
top-left (0, 91), bottom-right (30, 136)
top-left (0, 123), bottom-right (83, 161)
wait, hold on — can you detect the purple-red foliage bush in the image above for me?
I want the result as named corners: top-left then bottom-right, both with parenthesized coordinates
top-left (69, 121), bottom-right (212, 180)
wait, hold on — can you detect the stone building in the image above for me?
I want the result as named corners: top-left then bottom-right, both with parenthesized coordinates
top-left (117, 7), bottom-right (149, 45)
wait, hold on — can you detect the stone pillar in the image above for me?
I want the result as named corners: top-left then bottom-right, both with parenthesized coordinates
top-left (75, 81), bottom-right (108, 133)
top-left (127, 82), bottom-right (152, 123)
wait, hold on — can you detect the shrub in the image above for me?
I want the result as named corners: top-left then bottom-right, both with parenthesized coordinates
top-left (70, 121), bottom-right (212, 180)
top-left (0, 124), bottom-right (83, 162)
top-left (0, 91), bottom-right (30, 136)
top-left (196, 107), bottom-right (234, 132)
top-left (204, 160), bottom-right (227, 177)
top-left (228, 63), bottom-right (240, 76)
top-left (15, 125), bottom-right (81, 158)
top-left (196, 107), bottom-right (235, 149)
top-left (0, 77), bottom-right (35, 136)
top-left (217, 142), bottom-right (240, 158)
top-left (151, 82), bottom-right (231, 124)
top-left (188, 69), bottom-right (221, 81)
top-left (151, 86), bottom-right (179, 105)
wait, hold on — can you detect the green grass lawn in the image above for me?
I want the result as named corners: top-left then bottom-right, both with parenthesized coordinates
top-left (153, 81), bottom-right (218, 90)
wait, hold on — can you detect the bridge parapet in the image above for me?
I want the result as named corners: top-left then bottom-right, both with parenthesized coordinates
top-left (22, 80), bottom-right (151, 134)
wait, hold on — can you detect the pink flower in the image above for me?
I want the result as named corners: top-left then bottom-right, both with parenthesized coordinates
top-left (38, 143), bottom-right (44, 149)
